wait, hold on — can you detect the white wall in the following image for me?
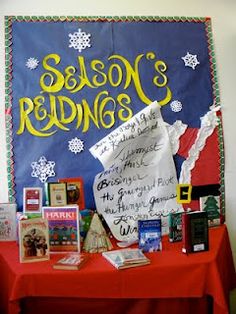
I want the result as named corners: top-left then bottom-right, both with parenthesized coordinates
top-left (1, 0), bottom-right (236, 262)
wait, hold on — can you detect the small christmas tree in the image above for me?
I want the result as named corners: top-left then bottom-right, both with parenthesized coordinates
top-left (203, 196), bottom-right (220, 218)
top-left (201, 195), bottom-right (221, 226)
top-left (83, 213), bottom-right (113, 253)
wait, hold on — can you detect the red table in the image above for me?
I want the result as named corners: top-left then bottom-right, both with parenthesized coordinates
top-left (0, 225), bottom-right (235, 314)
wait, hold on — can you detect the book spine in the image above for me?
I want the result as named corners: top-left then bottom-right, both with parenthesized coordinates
top-left (169, 214), bottom-right (174, 242)
top-left (182, 212), bottom-right (191, 254)
top-left (169, 213), bottom-right (182, 242)
top-left (44, 183), bottom-right (49, 206)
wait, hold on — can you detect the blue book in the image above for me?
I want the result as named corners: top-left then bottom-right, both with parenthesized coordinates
top-left (138, 219), bottom-right (162, 252)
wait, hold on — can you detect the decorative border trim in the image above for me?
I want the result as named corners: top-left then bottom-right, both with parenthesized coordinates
top-left (204, 18), bottom-right (225, 216)
top-left (205, 19), bottom-right (221, 107)
top-left (6, 15), bottom-right (209, 23)
top-left (218, 118), bottom-right (225, 221)
top-left (5, 16), bottom-right (15, 202)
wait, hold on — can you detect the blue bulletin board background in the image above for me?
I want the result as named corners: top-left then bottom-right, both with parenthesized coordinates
top-left (5, 16), bottom-right (223, 211)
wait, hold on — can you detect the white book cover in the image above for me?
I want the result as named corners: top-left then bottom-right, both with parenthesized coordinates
top-left (19, 217), bottom-right (50, 263)
top-left (0, 203), bottom-right (17, 241)
top-left (102, 248), bottom-right (150, 269)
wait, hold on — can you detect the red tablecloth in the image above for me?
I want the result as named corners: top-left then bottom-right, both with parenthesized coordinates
top-left (0, 225), bottom-right (235, 314)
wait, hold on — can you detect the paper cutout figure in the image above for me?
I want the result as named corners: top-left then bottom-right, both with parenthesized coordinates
top-left (31, 156), bottom-right (56, 183)
top-left (68, 28), bottom-right (91, 52)
top-left (6, 17), bottom-right (224, 215)
top-left (68, 137), bottom-right (84, 154)
top-left (179, 106), bottom-right (220, 184)
top-left (90, 101), bottom-right (183, 241)
top-left (181, 52), bottom-right (200, 70)
top-left (166, 120), bottom-right (187, 155)
top-left (176, 184), bottom-right (192, 203)
top-left (170, 100), bottom-right (183, 112)
top-left (83, 213), bottom-right (113, 253)
top-left (25, 57), bottom-right (39, 70)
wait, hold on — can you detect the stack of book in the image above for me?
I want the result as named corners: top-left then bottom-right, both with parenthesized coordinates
top-left (53, 253), bottom-right (89, 270)
top-left (102, 248), bottom-right (150, 270)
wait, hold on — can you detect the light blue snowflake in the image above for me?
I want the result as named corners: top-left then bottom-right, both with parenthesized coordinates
top-left (31, 156), bottom-right (56, 183)
top-left (68, 28), bottom-right (91, 52)
top-left (25, 57), bottom-right (39, 70)
top-left (68, 137), bottom-right (84, 154)
top-left (181, 52), bottom-right (200, 70)
top-left (170, 100), bottom-right (183, 112)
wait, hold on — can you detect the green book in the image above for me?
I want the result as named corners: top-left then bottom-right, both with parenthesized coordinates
top-left (169, 212), bottom-right (183, 242)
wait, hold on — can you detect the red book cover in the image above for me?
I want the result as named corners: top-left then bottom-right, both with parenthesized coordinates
top-left (182, 212), bottom-right (191, 254)
top-left (53, 253), bottom-right (89, 270)
top-left (182, 211), bottom-right (209, 254)
top-left (58, 177), bottom-right (85, 210)
top-left (23, 187), bottom-right (42, 213)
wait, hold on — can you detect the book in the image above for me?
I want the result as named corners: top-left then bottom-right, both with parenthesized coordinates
top-left (16, 213), bottom-right (42, 243)
top-left (23, 187), bottom-right (43, 213)
top-left (200, 195), bottom-right (221, 227)
top-left (169, 212), bottom-right (183, 242)
top-left (58, 177), bottom-right (85, 210)
top-left (16, 212), bottom-right (28, 243)
top-left (102, 248), bottom-right (150, 270)
top-left (182, 211), bottom-right (209, 254)
top-left (18, 217), bottom-right (50, 263)
top-left (138, 219), bottom-right (162, 252)
top-left (42, 205), bottom-right (80, 253)
top-left (83, 213), bottom-right (113, 253)
top-left (0, 203), bottom-right (17, 241)
top-left (53, 253), bottom-right (89, 270)
top-left (79, 208), bottom-right (94, 241)
top-left (44, 182), bottom-right (49, 206)
top-left (47, 182), bottom-right (68, 207)
top-left (27, 213), bottom-right (42, 219)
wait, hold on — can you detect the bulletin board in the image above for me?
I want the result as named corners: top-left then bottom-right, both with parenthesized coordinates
top-left (5, 16), bottom-right (224, 220)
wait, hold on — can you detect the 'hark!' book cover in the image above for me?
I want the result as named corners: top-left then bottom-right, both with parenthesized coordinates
top-left (42, 206), bottom-right (80, 253)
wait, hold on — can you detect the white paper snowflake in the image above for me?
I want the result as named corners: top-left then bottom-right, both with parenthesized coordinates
top-left (31, 156), bottom-right (56, 183)
top-left (26, 57), bottom-right (39, 70)
top-left (181, 52), bottom-right (200, 70)
top-left (170, 100), bottom-right (183, 112)
top-left (68, 28), bottom-right (91, 52)
top-left (68, 137), bottom-right (84, 154)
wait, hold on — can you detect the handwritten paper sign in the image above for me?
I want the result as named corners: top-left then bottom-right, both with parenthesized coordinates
top-left (90, 101), bottom-right (183, 241)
